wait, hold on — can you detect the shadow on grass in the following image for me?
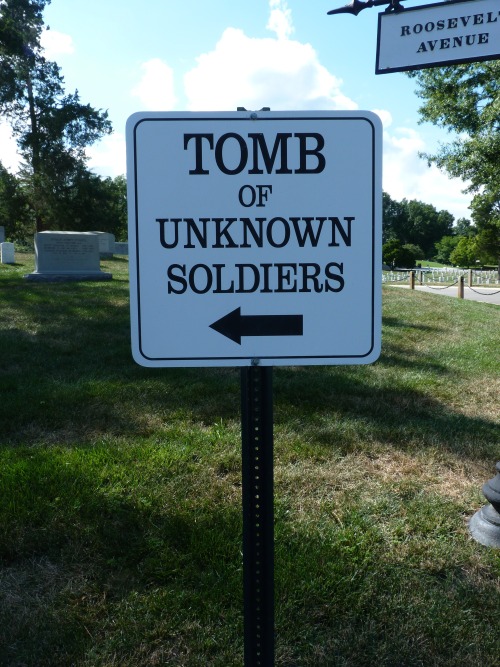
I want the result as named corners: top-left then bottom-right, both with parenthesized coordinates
top-left (382, 315), bottom-right (446, 332)
top-left (273, 364), bottom-right (498, 460)
top-left (0, 278), bottom-right (498, 461)
top-left (1, 447), bottom-right (499, 666)
top-left (0, 449), bottom-right (244, 666)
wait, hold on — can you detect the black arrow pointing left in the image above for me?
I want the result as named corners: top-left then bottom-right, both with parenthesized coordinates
top-left (209, 307), bottom-right (303, 345)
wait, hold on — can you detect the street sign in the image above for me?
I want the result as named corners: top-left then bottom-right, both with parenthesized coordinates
top-left (126, 110), bottom-right (381, 367)
top-left (376, 0), bottom-right (500, 74)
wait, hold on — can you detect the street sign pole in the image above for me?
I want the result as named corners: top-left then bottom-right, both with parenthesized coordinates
top-left (126, 108), bottom-right (382, 661)
top-left (241, 365), bottom-right (275, 666)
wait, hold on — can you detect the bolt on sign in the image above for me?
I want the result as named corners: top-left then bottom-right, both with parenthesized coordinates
top-left (126, 110), bottom-right (382, 367)
top-left (376, 0), bottom-right (500, 74)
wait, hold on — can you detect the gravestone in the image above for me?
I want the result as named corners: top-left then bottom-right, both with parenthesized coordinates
top-left (92, 231), bottom-right (115, 258)
top-left (0, 226), bottom-right (5, 243)
top-left (24, 231), bottom-right (112, 282)
top-left (114, 242), bottom-right (128, 255)
top-left (0, 242), bottom-right (15, 264)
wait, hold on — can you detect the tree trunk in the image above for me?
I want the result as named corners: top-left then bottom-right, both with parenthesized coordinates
top-left (26, 72), bottom-right (43, 233)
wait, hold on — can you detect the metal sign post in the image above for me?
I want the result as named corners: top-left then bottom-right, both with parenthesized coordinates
top-left (241, 365), bottom-right (275, 666)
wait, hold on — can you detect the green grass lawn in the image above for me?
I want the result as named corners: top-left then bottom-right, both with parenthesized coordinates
top-left (1, 253), bottom-right (499, 666)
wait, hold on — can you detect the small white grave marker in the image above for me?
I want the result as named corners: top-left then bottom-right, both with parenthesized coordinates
top-left (0, 242), bottom-right (15, 264)
top-left (92, 231), bottom-right (115, 258)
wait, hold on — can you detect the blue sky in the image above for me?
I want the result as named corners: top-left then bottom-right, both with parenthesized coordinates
top-left (0, 0), bottom-right (472, 220)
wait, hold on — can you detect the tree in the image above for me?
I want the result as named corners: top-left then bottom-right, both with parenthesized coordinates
top-left (450, 237), bottom-right (478, 268)
top-left (53, 171), bottom-right (127, 240)
top-left (454, 217), bottom-right (475, 238)
top-left (0, 0), bottom-right (112, 232)
top-left (382, 191), bottom-right (407, 244)
top-left (469, 190), bottom-right (500, 265)
top-left (0, 0), bottom-right (46, 56)
top-left (402, 243), bottom-right (424, 263)
top-left (434, 235), bottom-right (459, 265)
top-left (405, 199), bottom-right (454, 257)
top-left (408, 62), bottom-right (500, 262)
top-left (0, 160), bottom-right (30, 242)
top-left (382, 238), bottom-right (417, 269)
top-left (0, 161), bottom-right (127, 243)
top-left (102, 175), bottom-right (127, 241)
top-left (382, 191), bottom-right (454, 258)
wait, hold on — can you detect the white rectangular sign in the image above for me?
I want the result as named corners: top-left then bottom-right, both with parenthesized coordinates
top-left (126, 111), bottom-right (381, 367)
top-left (376, 0), bottom-right (500, 74)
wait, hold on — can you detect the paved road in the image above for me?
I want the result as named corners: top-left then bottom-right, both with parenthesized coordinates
top-left (387, 284), bottom-right (500, 306)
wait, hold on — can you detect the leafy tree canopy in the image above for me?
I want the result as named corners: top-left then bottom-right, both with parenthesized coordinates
top-left (0, 160), bottom-right (30, 241)
top-left (454, 217), bottom-right (475, 238)
top-left (382, 238), bottom-right (418, 269)
top-left (434, 235), bottom-right (460, 265)
top-left (0, 0), bottom-right (47, 57)
top-left (0, 0), bottom-right (112, 232)
top-left (382, 191), bottom-right (454, 257)
top-left (408, 62), bottom-right (500, 260)
top-left (450, 236), bottom-right (478, 268)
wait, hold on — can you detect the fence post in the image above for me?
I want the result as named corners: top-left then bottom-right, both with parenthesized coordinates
top-left (468, 269), bottom-right (473, 287)
top-left (458, 276), bottom-right (464, 299)
top-left (410, 271), bottom-right (415, 290)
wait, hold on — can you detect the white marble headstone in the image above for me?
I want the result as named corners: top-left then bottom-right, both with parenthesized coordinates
top-left (0, 242), bottom-right (14, 264)
top-left (114, 242), bottom-right (128, 255)
top-left (24, 231), bottom-right (112, 282)
top-left (92, 231), bottom-right (115, 258)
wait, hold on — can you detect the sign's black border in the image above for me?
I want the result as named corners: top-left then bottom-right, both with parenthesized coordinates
top-left (375, 0), bottom-right (500, 74)
top-left (131, 114), bottom-right (380, 365)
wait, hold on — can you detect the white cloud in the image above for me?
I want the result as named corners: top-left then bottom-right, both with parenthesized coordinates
top-left (87, 133), bottom-right (126, 178)
top-left (182, 0), bottom-right (355, 111)
top-left (383, 126), bottom-right (471, 219)
top-left (99, 3), bottom-right (472, 219)
top-left (184, 27), bottom-right (357, 112)
top-left (267, 0), bottom-right (294, 40)
top-left (131, 58), bottom-right (177, 111)
top-left (40, 29), bottom-right (75, 58)
top-left (372, 109), bottom-right (393, 129)
top-left (0, 122), bottom-right (21, 173)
